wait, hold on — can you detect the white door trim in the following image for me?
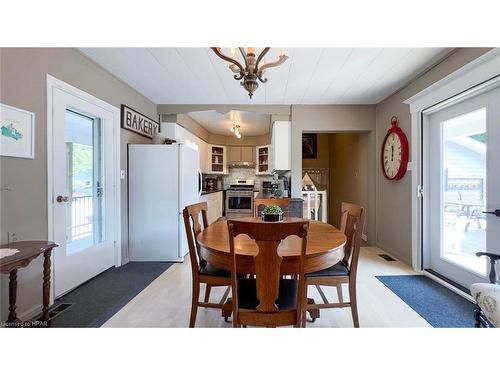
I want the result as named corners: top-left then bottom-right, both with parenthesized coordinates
top-left (46, 74), bottom-right (121, 303)
top-left (405, 48), bottom-right (500, 272)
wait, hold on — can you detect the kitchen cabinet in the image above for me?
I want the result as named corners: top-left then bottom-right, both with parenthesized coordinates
top-left (228, 146), bottom-right (241, 163)
top-left (256, 145), bottom-right (272, 175)
top-left (271, 121), bottom-right (291, 171)
top-left (208, 144), bottom-right (227, 174)
top-left (198, 140), bottom-right (209, 173)
top-left (227, 146), bottom-right (255, 163)
top-left (241, 146), bottom-right (254, 163)
top-left (199, 191), bottom-right (223, 224)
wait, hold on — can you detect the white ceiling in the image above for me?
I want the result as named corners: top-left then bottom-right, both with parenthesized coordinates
top-left (187, 110), bottom-right (271, 136)
top-left (80, 48), bottom-right (452, 105)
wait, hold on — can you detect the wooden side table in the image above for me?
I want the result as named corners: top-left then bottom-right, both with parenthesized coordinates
top-left (0, 241), bottom-right (59, 326)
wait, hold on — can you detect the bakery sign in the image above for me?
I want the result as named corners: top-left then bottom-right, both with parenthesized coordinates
top-left (121, 105), bottom-right (160, 139)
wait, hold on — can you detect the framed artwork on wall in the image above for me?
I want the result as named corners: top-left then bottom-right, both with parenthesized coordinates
top-left (302, 133), bottom-right (317, 159)
top-left (0, 103), bottom-right (35, 159)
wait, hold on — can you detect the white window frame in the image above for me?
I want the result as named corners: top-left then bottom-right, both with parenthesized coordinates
top-left (46, 74), bottom-right (122, 304)
top-left (405, 48), bottom-right (500, 277)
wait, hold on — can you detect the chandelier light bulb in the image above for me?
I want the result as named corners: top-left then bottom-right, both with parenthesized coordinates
top-left (236, 133), bottom-right (241, 139)
top-left (230, 127), bottom-right (234, 132)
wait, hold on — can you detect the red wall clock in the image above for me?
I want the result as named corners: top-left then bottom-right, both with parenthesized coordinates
top-left (381, 116), bottom-right (409, 180)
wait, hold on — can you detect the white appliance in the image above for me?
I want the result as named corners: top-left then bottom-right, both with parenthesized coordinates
top-left (128, 144), bottom-right (201, 262)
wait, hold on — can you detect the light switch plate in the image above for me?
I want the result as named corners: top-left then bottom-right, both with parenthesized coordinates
top-left (120, 170), bottom-right (126, 179)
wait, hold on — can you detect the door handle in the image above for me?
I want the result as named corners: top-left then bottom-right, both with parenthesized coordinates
top-left (56, 195), bottom-right (70, 203)
top-left (483, 209), bottom-right (500, 217)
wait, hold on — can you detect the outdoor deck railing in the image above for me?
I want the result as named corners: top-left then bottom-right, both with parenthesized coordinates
top-left (302, 190), bottom-right (328, 223)
top-left (68, 195), bottom-right (93, 240)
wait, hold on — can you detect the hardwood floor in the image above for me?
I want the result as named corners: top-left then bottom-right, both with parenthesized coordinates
top-left (102, 247), bottom-right (431, 327)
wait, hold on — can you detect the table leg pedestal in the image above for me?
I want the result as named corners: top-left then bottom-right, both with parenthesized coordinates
top-left (7, 269), bottom-right (18, 323)
top-left (41, 249), bottom-right (52, 324)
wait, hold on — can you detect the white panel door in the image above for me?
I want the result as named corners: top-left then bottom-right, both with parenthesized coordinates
top-left (51, 87), bottom-right (117, 297)
top-left (426, 87), bottom-right (500, 288)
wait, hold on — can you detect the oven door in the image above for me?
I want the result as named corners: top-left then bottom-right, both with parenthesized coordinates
top-left (226, 194), bottom-right (253, 214)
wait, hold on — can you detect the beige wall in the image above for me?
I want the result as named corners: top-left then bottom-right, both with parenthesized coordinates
top-left (0, 48), bottom-right (157, 320)
top-left (329, 133), bottom-right (368, 230)
top-left (375, 48), bottom-right (491, 264)
top-left (291, 105), bottom-right (376, 245)
top-left (208, 133), bottom-right (270, 146)
top-left (302, 133), bottom-right (330, 169)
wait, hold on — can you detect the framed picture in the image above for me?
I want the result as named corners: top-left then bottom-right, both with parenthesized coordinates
top-left (0, 103), bottom-right (35, 159)
top-left (302, 133), bottom-right (317, 159)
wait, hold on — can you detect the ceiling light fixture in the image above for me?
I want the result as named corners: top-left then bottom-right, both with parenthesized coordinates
top-left (210, 47), bottom-right (289, 99)
top-left (231, 123), bottom-right (242, 138)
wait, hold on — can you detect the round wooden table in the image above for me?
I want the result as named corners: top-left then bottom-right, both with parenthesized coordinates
top-left (197, 217), bottom-right (346, 275)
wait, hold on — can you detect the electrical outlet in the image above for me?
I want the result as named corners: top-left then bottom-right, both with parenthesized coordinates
top-left (120, 170), bottom-right (126, 180)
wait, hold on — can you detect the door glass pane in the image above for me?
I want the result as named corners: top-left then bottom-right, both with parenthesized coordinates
top-left (65, 109), bottom-right (104, 254)
top-left (441, 108), bottom-right (487, 275)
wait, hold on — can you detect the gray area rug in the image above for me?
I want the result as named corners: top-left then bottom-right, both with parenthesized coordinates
top-left (51, 262), bottom-right (172, 327)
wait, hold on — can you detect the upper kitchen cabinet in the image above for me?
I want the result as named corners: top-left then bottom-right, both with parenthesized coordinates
top-left (241, 146), bottom-right (255, 163)
top-left (209, 145), bottom-right (227, 174)
top-left (227, 146), bottom-right (241, 163)
top-left (198, 140), bottom-right (209, 173)
top-left (228, 146), bottom-right (255, 164)
top-left (271, 121), bottom-right (291, 171)
top-left (256, 145), bottom-right (272, 175)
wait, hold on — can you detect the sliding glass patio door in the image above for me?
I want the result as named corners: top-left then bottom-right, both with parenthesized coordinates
top-left (425, 87), bottom-right (500, 289)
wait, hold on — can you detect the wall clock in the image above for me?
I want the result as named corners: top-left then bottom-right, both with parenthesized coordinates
top-left (381, 116), bottom-right (409, 180)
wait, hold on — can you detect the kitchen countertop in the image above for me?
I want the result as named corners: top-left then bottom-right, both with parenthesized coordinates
top-left (255, 193), bottom-right (294, 199)
top-left (201, 189), bottom-right (224, 196)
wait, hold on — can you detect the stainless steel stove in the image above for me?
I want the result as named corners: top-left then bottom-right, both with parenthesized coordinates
top-left (226, 179), bottom-right (255, 219)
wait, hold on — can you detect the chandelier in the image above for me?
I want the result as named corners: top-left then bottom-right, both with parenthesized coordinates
top-left (230, 123), bottom-right (241, 138)
top-left (210, 47), bottom-right (288, 99)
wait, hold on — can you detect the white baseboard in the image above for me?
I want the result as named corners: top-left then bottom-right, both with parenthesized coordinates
top-left (18, 303), bottom-right (42, 321)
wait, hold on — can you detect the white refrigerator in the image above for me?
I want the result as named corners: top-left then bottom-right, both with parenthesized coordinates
top-left (128, 144), bottom-right (201, 262)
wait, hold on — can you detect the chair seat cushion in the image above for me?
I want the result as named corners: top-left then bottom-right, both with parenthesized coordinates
top-left (471, 283), bottom-right (500, 327)
top-left (237, 278), bottom-right (298, 310)
top-left (200, 263), bottom-right (230, 277)
top-left (306, 261), bottom-right (349, 277)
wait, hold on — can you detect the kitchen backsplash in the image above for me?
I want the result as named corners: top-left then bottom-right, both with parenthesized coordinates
top-left (203, 168), bottom-right (291, 192)
top-left (213, 168), bottom-right (291, 191)
top-left (222, 167), bottom-right (270, 191)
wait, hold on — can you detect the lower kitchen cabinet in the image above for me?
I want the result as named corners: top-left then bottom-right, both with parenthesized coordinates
top-left (199, 191), bottom-right (223, 224)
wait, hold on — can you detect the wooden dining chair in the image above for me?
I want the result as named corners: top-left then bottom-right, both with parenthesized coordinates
top-left (254, 198), bottom-right (290, 217)
top-left (227, 219), bottom-right (309, 328)
top-left (182, 202), bottom-right (232, 327)
top-left (303, 202), bottom-right (366, 327)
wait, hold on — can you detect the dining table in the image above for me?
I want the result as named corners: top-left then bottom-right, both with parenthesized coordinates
top-left (197, 217), bottom-right (347, 322)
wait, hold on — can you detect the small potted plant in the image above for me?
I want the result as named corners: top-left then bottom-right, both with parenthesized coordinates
top-left (262, 204), bottom-right (284, 222)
